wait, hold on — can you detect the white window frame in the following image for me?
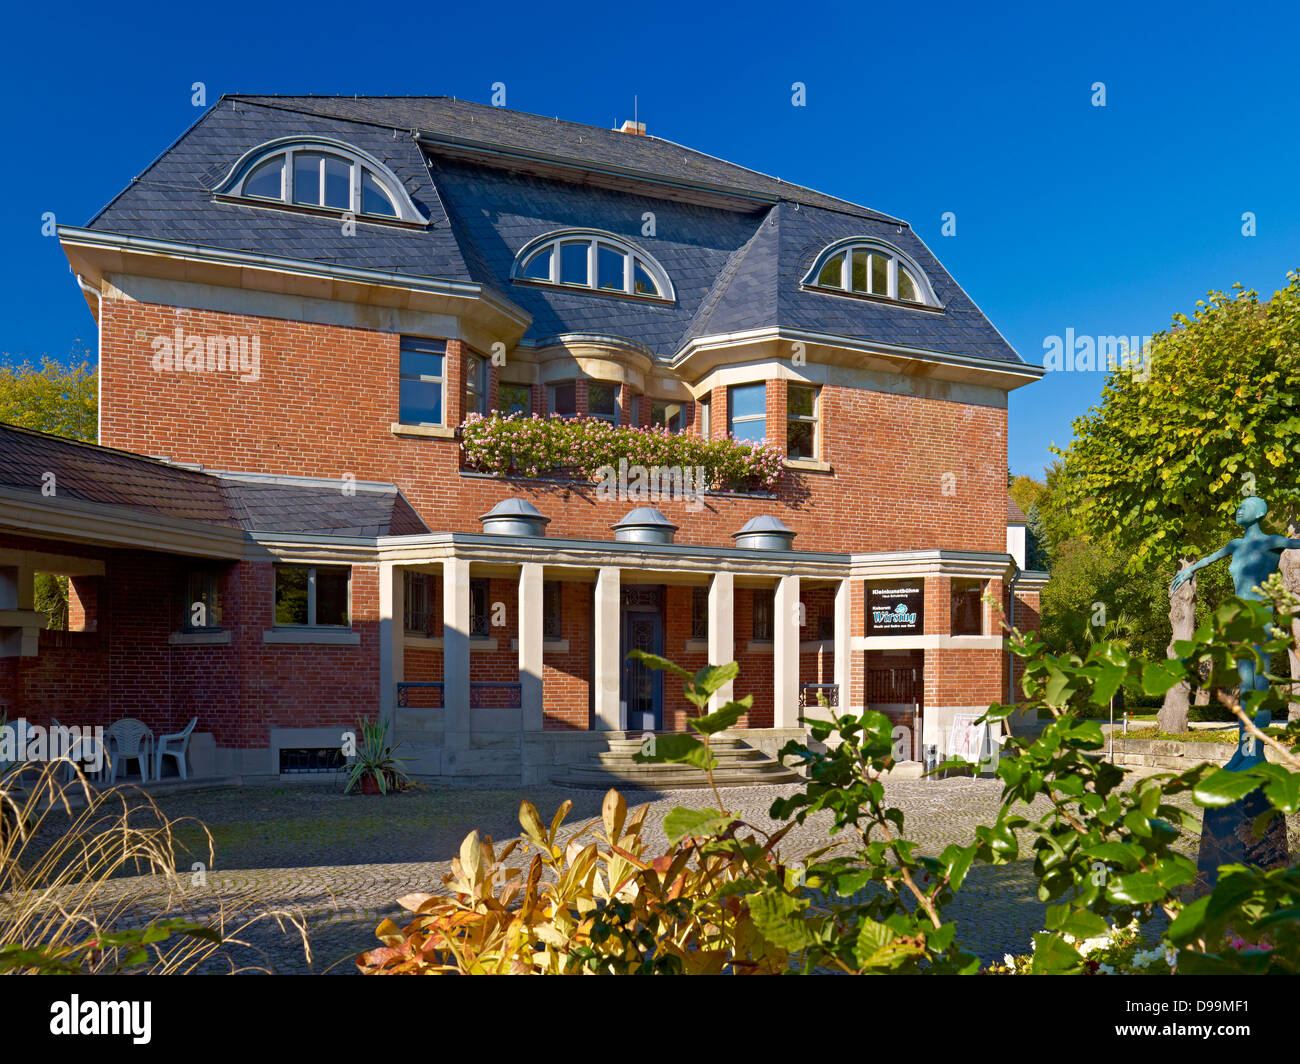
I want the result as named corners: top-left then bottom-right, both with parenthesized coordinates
top-left (496, 381), bottom-right (532, 416)
top-left (398, 337), bottom-right (447, 427)
top-left (274, 563), bottom-right (352, 629)
top-left (586, 380), bottom-right (621, 425)
top-left (548, 380), bottom-right (578, 418)
top-left (465, 353), bottom-right (489, 417)
top-left (728, 382), bottom-right (767, 443)
top-left (512, 229), bottom-right (675, 302)
top-left (786, 383), bottom-right (820, 460)
top-left (216, 137), bottom-right (428, 224)
top-left (802, 238), bottom-right (938, 306)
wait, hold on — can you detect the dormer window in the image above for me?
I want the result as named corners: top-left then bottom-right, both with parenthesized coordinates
top-left (804, 240), bottom-right (936, 306)
top-left (512, 230), bottom-right (674, 302)
top-left (215, 137), bottom-right (428, 224)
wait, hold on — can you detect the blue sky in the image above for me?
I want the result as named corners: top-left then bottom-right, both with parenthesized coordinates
top-left (2, 0), bottom-right (1296, 478)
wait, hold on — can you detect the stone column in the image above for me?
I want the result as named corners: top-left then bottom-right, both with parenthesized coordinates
top-left (443, 557), bottom-right (471, 742)
top-left (519, 563), bottom-right (544, 731)
top-left (378, 562), bottom-right (404, 728)
top-left (707, 571), bottom-right (735, 710)
top-left (593, 567), bottom-right (621, 730)
top-left (774, 574), bottom-right (800, 728)
top-left (833, 577), bottom-right (852, 718)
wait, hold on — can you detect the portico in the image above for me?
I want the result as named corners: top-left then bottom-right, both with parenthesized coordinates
top-left (372, 522), bottom-right (1020, 782)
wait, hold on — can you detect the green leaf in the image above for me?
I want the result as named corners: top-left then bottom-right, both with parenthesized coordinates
top-left (689, 696), bottom-right (753, 736)
top-left (1141, 660), bottom-right (1187, 696)
top-left (1108, 871), bottom-right (1166, 905)
top-left (1059, 910), bottom-right (1109, 940)
top-left (1029, 932), bottom-right (1082, 973)
top-left (635, 732), bottom-right (712, 768)
top-left (626, 649), bottom-right (692, 682)
top-left (692, 661), bottom-right (740, 697)
top-left (1193, 769), bottom-right (1260, 808)
top-left (748, 890), bottom-right (815, 951)
top-left (662, 807), bottom-right (736, 844)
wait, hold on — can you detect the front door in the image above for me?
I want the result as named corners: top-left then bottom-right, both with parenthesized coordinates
top-left (621, 587), bottom-right (663, 731)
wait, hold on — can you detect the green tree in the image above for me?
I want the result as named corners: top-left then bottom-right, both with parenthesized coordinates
top-left (1056, 272), bottom-right (1300, 730)
top-left (0, 355), bottom-right (97, 441)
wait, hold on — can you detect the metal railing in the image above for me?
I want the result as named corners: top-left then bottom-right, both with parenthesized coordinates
top-left (470, 682), bottom-right (522, 709)
top-left (798, 683), bottom-right (840, 710)
top-left (395, 681), bottom-right (523, 709)
top-left (396, 682), bottom-right (444, 708)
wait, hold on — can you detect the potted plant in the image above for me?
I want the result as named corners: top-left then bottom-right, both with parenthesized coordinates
top-left (344, 717), bottom-right (411, 796)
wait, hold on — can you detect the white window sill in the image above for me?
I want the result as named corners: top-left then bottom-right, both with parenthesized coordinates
top-left (391, 422), bottom-right (456, 439)
top-left (402, 635), bottom-right (500, 652)
top-left (799, 639), bottom-right (834, 651)
top-left (263, 629), bottom-right (360, 645)
top-left (684, 639), bottom-right (709, 654)
top-left (169, 630), bottom-right (232, 646)
top-left (509, 638), bottom-right (570, 653)
top-left (746, 640), bottom-right (775, 653)
top-left (785, 458), bottom-right (832, 473)
top-left (404, 634), bottom-right (443, 648)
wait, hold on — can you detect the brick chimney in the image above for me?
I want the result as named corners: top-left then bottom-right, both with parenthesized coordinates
top-left (617, 120), bottom-right (646, 136)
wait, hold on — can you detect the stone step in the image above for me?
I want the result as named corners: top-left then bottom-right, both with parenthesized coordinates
top-left (552, 732), bottom-right (801, 790)
top-left (604, 736), bottom-right (750, 752)
top-left (595, 748), bottom-right (768, 766)
top-left (551, 765), bottom-right (802, 790)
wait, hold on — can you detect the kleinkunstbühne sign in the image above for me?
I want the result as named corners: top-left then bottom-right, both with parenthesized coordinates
top-left (866, 582), bottom-right (924, 636)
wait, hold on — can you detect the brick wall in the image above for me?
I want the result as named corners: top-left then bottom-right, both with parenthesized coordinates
top-left (99, 299), bottom-right (1009, 555)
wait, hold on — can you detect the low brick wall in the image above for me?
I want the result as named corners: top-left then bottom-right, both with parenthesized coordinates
top-left (1108, 735), bottom-right (1288, 770)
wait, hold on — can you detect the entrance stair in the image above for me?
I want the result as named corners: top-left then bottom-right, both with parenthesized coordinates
top-left (550, 733), bottom-right (802, 790)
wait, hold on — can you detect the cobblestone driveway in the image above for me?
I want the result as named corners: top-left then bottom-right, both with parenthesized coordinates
top-left (81, 776), bottom-right (1297, 974)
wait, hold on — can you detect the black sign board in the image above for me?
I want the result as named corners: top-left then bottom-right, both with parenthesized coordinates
top-left (866, 581), bottom-right (924, 636)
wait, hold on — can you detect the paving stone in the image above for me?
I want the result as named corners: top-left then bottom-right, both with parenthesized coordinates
top-left (54, 777), bottom-right (1300, 974)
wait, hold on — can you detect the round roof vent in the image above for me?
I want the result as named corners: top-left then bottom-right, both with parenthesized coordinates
top-left (732, 515), bottom-right (796, 550)
top-left (479, 498), bottom-right (550, 537)
top-left (611, 507), bottom-right (678, 545)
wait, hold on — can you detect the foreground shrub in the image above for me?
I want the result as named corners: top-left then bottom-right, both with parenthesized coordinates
top-left (356, 788), bottom-right (793, 974)
top-left (1, 760), bottom-right (308, 974)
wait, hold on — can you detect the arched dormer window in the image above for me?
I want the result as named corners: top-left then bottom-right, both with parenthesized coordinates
top-left (511, 230), bottom-right (674, 303)
top-left (214, 137), bottom-right (428, 224)
top-left (802, 239), bottom-right (937, 306)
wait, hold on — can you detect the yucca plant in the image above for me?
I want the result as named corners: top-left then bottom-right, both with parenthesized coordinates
top-left (344, 716), bottom-right (411, 795)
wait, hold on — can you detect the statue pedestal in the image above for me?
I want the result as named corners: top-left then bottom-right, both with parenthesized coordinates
top-left (1196, 787), bottom-right (1289, 890)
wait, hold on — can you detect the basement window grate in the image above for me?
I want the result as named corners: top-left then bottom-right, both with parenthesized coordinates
top-left (279, 747), bottom-right (345, 775)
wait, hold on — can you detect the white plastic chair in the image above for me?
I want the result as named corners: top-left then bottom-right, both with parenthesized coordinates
top-left (154, 717), bottom-right (198, 780)
top-left (104, 718), bottom-right (153, 783)
top-left (51, 719), bottom-right (110, 785)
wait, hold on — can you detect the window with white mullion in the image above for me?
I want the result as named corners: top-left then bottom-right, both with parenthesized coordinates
top-left (804, 240), bottom-right (934, 305)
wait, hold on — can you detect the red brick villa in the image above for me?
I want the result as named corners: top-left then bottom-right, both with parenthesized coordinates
top-left (0, 95), bottom-right (1046, 785)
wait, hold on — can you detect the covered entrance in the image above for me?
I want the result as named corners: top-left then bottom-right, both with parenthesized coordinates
top-left (866, 648), bottom-right (924, 760)
top-left (620, 585), bottom-right (663, 731)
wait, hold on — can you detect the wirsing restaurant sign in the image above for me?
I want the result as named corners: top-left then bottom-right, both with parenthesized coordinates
top-left (866, 582), bottom-right (924, 636)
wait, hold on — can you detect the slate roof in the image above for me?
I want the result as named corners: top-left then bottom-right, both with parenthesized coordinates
top-left (0, 424), bottom-right (426, 537)
top-left (216, 473), bottom-right (429, 537)
top-left (0, 422), bottom-right (240, 527)
top-left (79, 95), bottom-right (1026, 367)
top-left (1007, 496), bottom-right (1028, 524)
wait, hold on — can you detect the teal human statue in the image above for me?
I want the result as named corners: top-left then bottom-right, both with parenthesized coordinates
top-left (1170, 495), bottom-right (1300, 770)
